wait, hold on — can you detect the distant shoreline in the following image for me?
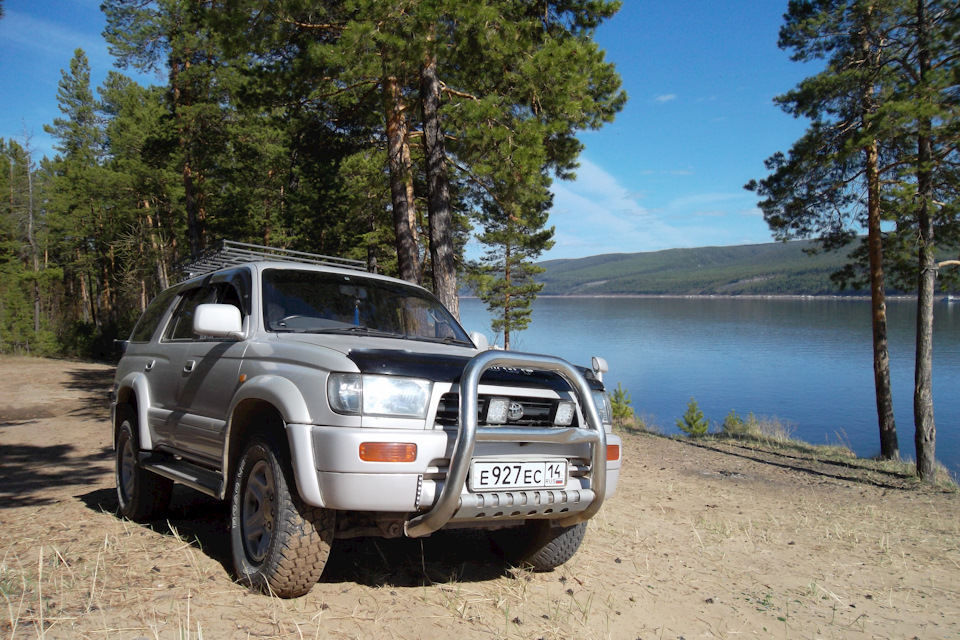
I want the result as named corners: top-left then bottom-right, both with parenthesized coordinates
top-left (462, 293), bottom-right (928, 301)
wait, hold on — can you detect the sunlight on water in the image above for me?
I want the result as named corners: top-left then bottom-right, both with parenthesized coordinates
top-left (460, 297), bottom-right (960, 479)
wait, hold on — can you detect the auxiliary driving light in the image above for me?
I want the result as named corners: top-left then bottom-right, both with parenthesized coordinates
top-left (485, 397), bottom-right (510, 424)
top-left (553, 401), bottom-right (576, 426)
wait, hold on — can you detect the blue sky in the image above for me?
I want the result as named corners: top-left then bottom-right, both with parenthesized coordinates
top-left (1, 0), bottom-right (816, 261)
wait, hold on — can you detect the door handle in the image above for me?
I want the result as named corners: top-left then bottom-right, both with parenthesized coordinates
top-left (145, 360), bottom-right (155, 371)
top-left (183, 360), bottom-right (196, 373)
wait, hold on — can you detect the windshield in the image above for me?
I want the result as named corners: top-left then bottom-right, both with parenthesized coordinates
top-left (262, 269), bottom-right (472, 344)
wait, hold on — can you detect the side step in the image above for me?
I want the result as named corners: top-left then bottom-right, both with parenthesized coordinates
top-left (142, 454), bottom-right (224, 499)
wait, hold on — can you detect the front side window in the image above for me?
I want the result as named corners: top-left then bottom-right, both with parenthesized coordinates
top-left (262, 269), bottom-right (471, 345)
top-left (165, 286), bottom-right (219, 341)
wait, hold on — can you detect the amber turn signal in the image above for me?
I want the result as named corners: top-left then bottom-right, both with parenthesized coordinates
top-left (606, 444), bottom-right (620, 461)
top-left (359, 442), bottom-right (417, 463)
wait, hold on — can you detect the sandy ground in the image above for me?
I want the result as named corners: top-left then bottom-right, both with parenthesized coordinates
top-left (0, 355), bottom-right (957, 640)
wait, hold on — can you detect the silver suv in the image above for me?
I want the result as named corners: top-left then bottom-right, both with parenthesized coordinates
top-left (111, 241), bottom-right (621, 597)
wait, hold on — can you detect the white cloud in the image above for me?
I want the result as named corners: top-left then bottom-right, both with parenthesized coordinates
top-left (537, 161), bottom-right (776, 260)
top-left (655, 94), bottom-right (677, 103)
top-left (545, 159), bottom-right (692, 258)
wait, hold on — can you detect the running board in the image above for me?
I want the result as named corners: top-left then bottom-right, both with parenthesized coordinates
top-left (142, 454), bottom-right (224, 499)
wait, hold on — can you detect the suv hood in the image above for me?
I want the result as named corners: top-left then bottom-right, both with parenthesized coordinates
top-left (273, 333), bottom-right (602, 391)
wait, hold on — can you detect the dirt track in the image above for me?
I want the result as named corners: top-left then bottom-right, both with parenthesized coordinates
top-left (1, 356), bottom-right (958, 639)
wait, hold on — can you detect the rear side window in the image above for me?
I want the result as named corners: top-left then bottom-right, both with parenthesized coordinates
top-left (129, 287), bottom-right (179, 343)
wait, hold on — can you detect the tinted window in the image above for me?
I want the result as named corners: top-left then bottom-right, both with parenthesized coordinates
top-left (165, 286), bottom-right (219, 341)
top-left (262, 269), bottom-right (470, 344)
top-left (129, 286), bottom-right (180, 343)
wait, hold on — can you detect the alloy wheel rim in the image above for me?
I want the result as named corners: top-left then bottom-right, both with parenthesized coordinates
top-left (242, 458), bottom-right (276, 564)
top-left (119, 434), bottom-right (136, 504)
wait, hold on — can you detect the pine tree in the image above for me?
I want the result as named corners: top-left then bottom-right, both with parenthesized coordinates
top-left (748, 0), bottom-right (960, 479)
top-left (44, 49), bottom-right (108, 329)
top-left (879, 0), bottom-right (960, 480)
top-left (470, 180), bottom-right (555, 350)
top-left (98, 72), bottom-right (181, 315)
top-left (103, 0), bottom-right (230, 257)
top-left (677, 398), bottom-right (709, 437)
top-left (746, 0), bottom-right (902, 460)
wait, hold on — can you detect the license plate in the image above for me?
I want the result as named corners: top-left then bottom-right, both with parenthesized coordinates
top-left (469, 460), bottom-right (567, 492)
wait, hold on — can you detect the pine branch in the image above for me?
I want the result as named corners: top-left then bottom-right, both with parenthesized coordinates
top-left (439, 82), bottom-right (479, 101)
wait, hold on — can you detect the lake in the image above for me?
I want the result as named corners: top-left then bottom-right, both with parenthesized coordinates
top-left (459, 296), bottom-right (960, 480)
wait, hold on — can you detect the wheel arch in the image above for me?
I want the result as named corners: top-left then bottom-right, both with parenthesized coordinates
top-left (113, 373), bottom-right (153, 450)
top-left (223, 375), bottom-right (321, 505)
top-left (224, 398), bottom-right (288, 494)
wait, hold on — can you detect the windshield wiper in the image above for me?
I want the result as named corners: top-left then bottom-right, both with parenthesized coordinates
top-left (311, 326), bottom-right (402, 338)
top-left (409, 335), bottom-right (473, 346)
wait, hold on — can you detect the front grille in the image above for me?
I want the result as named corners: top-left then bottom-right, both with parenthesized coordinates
top-left (435, 393), bottom-right (578, 428)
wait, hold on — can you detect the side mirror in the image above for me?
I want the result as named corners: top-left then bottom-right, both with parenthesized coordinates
top-left (470, 331), bottom-right (490, 351)
top-left (591, 356), bottom-right (608, 382)
top-left (194, 303), bottom-right (243, 340)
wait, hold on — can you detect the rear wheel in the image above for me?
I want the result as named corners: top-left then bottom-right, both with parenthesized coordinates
top-left (490, 520), bottom-right (587, 571)
top-left (115, 408), bottom-right (172, 521)
top-left (230, 436), bottom-right (335, 598)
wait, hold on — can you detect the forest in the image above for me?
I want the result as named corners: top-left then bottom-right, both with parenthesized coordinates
top-left (0, 0), bottom-right (626, 358)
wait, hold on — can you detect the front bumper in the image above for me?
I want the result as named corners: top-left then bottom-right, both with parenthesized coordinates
top-left (286, 351), bottom-right (620, 536)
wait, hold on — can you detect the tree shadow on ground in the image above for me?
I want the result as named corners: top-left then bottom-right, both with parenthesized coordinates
top-left (80, 486), bottom-right (234, 574)
top-left (0, 443), bottom-right (112, 508)
top-left (63, 366), bottom-right (114, 420)
top-left (80, 486), bottom-right (512, 588)
top-left (680, 437), bottom-right (944, 492)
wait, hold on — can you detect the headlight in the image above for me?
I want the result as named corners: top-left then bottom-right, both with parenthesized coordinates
top-left (591, 390), bottom-right (613, 426)
top-left (328, 373), bottom-right (432, 419)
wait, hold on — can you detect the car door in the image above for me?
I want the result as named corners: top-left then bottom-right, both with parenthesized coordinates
top-left (172, 280), bottom-right (247, 465)
top-left (127, 285), bottom-right (182, 450)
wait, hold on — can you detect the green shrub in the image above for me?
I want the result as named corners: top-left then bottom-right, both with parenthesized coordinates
top-left (610, 382), bottom-right (635, 428)
top-left (677, 397), bottom-right (709, 436)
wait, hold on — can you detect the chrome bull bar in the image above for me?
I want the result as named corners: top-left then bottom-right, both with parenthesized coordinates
top-left (404, 350), bottom-right (608, 538)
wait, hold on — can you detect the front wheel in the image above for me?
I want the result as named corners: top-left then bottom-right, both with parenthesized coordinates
top-left (230, 436), bottom-right (335, 598)
top-left (490, 520), bottom-right (588, 571)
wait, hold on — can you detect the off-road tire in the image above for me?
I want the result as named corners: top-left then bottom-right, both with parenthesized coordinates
top-left (230, 435), bottom-right (335, 598)
top-left (115, 407), bottom-right (173, 521)
top-left (490, 521), bottom-right (587, 571)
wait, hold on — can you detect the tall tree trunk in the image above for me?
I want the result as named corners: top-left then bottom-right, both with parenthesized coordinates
top-left (77, 247), bottom-right (92, 324)
top-left (172, 57), bottom-right (202, 256)
top-left (26, 147), bottom-right (39, 335)
top-left (503, 243), bottom-right (512, 350)
top-left (144, 202), bottom-right (169, 291)
top-left (866, 139), bottom-right (899, 459)
top-left (420, 53), bottom-right (459, 319)
top-left (384, 75), bottom-right (421, 285)
top-left (914, 0), bottom-right (936, 481)
top-left (857, 14), bottom-right (899, 460)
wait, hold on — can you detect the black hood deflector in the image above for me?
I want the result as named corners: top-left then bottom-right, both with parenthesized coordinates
top-left (346, 349), bottom-right (602, 392)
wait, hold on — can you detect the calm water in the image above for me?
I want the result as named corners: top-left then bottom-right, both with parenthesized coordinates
top-left (459, 296), bottom-right (960, 479)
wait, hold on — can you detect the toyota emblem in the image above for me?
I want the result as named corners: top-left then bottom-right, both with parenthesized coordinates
top-left (508, 402), bottom-right (524, 421)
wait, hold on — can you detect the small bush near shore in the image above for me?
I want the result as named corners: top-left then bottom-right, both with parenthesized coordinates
top-left (677, 397), bottom-right (709, 436)
top-left (721, 410), bottom-right (794, 443)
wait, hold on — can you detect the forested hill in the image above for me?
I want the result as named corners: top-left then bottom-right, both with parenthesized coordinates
top-left (536, 241), bottom-right (860, 296)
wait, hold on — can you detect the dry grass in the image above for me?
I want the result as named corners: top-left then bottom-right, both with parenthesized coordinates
top-left (2, 357), bottom-right (959, 639)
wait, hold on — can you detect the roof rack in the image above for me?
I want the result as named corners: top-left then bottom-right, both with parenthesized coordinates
top-left (176, 240), bottom-right (368, 281)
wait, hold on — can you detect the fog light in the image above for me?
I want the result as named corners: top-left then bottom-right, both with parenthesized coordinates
top-left (485, 397), bottom-right (510, 424)
top-left (606, 444), bottom-right (620, 461)
top-left (359, 442), bottom-right (417, 463)
top-left (553, 401), bottom-right (576, 426)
